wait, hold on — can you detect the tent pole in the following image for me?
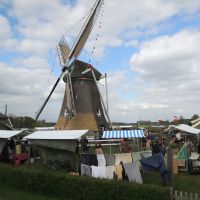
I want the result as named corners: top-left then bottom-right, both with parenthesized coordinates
top-left (105, 73), bottom-right (109, 114)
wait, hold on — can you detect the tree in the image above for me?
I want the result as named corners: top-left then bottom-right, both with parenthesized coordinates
top-left (191, 114), bottom-right (199, 120)
top-left (9, 115), bottom-right (55, 128)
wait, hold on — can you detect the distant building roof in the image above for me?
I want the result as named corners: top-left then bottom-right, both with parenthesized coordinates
top-left (34, 127), bottom-right (55, 131)
top-left (112, 125), bottom-right (133, 129)
top-left (0, 113), bottom-right (8, 119)
top-left (137, 121), bottom-right (150, 124)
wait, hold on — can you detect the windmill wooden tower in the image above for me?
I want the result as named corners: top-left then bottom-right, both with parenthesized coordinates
top-left (36, 0), bottom-right (112, 132)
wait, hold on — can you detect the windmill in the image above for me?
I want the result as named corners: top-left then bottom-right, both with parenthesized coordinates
top-left (35, 0), bottom-right (112, 132)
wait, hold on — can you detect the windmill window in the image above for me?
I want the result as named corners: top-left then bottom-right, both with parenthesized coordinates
top-left (64, 108), bottom-right (69, 117)
top-left (64, 109), bottom-right (67, 117)
top-left (100, 125), bottom-right (105, 133)
top-left (96, 109), bottom-right (101, 117)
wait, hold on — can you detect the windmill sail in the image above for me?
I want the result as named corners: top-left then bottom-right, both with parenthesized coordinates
top-left (57, 38), bottom-right (70, 68)
top-left (35, 0), bottom-right (103, 120)
top-left (69, 1), bottom-right (101, 60)
top-left (70, 14), bottom-right (94, 59)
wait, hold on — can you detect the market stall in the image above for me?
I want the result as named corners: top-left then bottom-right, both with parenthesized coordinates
top-left (24, 129), bottom-right (92, 172)
top-left (166, 124), bottom-right (200, 174)
top-left (0, 130), bottom-right (28, 165)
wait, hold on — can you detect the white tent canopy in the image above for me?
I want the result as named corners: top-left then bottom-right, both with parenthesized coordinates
top-left (175, 124), bottom-right (200, 134)
top-left (24, 130), bottom-right (89, 140)
top-left (0, 130), bottom-right (22, 139)
top-left (168, 124), bottom-right (200, 134)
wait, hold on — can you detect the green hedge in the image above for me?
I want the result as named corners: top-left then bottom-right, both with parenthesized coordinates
top-left (0, 164), bottom-right (169, 200)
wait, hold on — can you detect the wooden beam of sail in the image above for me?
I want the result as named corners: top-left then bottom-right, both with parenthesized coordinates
top-left (91, 68), bottom-right (112, 129)
top-left (56, 73), bottom-right (75, 129)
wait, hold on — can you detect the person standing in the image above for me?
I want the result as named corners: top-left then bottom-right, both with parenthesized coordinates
top-left (197, 139), bottom-right (200, 154)
top-left (120, 138), bottom-right (132, 153)
top-left (152, 138), bottom-right (165, 156)
top-left (94, 142), bottom-right (103, 154)
top-left (80, 136), bottom-right (89, 153)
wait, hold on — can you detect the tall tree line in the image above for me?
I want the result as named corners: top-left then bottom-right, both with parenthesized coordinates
top-left (9, 115), bottom-right (55, 129)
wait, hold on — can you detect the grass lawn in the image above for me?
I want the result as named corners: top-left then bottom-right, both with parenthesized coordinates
top-left (173, 173), bottom-right (200, 195)
top-left (142, 171), bottom-right (200, 195)
top-left (0, 183), bottom-right (62, 200)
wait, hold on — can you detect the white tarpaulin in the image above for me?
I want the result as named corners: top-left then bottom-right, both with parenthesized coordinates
top-left (174, 124), bottom-right (200, 134)
top-left (24, 130), bottom-right (89, 140)
top-left (0, 130), bottom-right (22, 139)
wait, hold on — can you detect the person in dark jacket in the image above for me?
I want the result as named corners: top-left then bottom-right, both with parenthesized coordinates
top-left (197, 139), bottom-right (200, 154)
top-left (80, 136), bottom-right (89, 153)
top-left (152, 140), bottom-right (160, 155)
top-left (152, 139), bottom-right (165, 155)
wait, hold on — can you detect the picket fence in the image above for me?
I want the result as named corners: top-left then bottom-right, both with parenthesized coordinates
top-left (170, 188), bottom-right (199, 200)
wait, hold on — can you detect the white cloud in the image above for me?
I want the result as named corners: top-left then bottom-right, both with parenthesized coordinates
top-left (172, 0), bottom-right (200, 14)
top-left (0, 0), bottom-right (9, 8)
top-left (129, 29), bottom-right (200, 121)
top-left (0, 61), bottom-right (64, 119)
top-left (130, 30), bottom-right (200, 82)
top-left (17, 39), bottom-right (53, 56)
top-left (13, 56), bottom-right (49, 69)
top-left (0, 15), bottom-right (11, 37)
top-left (0, 15), bottom-right (16, 49)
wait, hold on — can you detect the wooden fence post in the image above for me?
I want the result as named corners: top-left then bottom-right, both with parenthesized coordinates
top-left (185, 192), bottom-right (188, 200)
top-left (169, 188), bottom-right (199, 200)
top-left (190, 192), bottom-right (193, 200)
top-left (175, 190), bottom-right (178, 200)
top-left (167, 148), bottom-right (174, 187)
top-left (170, 187), bottom-right (174, 200)
top-left (180, 191), bottom-right (183, 200)
top-left (195, 193), bottom-right (198, 200)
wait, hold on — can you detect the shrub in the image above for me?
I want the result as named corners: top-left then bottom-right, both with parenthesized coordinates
top-left (0, 164), bottom-right (169, 200)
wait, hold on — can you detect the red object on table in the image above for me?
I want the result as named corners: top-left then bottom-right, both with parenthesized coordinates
top-left (13, 153), bottom-right (28, 166)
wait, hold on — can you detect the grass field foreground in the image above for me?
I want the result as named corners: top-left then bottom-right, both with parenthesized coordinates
top-left (0, 183), bottom-right (62, 200)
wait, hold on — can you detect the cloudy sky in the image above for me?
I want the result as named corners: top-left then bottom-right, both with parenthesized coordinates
top-left (0, 0), bottom-right (200, 123)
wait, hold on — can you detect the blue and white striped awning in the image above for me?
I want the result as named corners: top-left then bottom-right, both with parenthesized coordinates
top-left (103, 129), bottom-right (144, 139)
